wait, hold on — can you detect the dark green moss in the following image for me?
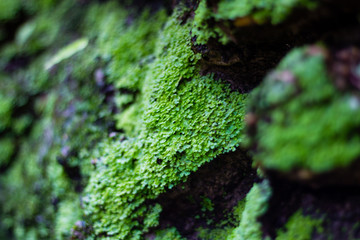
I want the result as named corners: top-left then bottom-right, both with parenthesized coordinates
top-left (191, 0), bottom-right (317, 44)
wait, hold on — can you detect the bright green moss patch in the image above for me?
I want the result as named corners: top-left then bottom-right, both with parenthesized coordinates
top-left (276, 210), bottom-right (323, 240)
top-left (84, 8), bottom-right (247, 239)
top-left (228, 180), bottom-right (272, 240)
top-left (246, 46), bottom-right (360, 172)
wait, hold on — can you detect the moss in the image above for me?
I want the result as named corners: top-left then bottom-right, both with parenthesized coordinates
top-left (216, 0), bottom-right (317, 24)
top-left (0, 137), bottom-right (14, 166)
top-left (276, 210), bottom-right (323, 240)
top-left (246, 46), bottom-right (360, 172)
top-left (0, 0), bottom-right (21, 21)
top-left (153, 227), bottom-right (185, 240)
top-left (54, 197), bottom-right (82, 239)
top-left (191, 0), bottom-right (317, 45)
top-left (228, 180), bottom-right (272, 240)
top-left (84, 7), bottom-right (247, 239)
top-left (196, 199), bottom-right (246, 240)
top-left (82, 2), bottom-right (167, 137)
top-left (0, 1), bottom-right (116, 239)
top-left (201, 197), bottom-right (215, 212)
top-left (191, 0), bottom-right (228, 44)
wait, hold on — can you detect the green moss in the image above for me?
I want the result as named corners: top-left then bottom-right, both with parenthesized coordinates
top-left (84, 7), bottom-right (247, 239)
top-left (228, 180), bottom-right (272, 240)
top-left (216, 0), bottom-right (317, 24)
top-left (246, 46), bottom-right (360, 172)
top-left (153, 227), bottom-right (185, 240)
top-left (192, 0), bottom-right (228, 44)
top-left (0, 0), bottom-right (21, 21)
top-left (276, 210), bottom-right (323, 240)
top-left (196, 199), bottom-right (246, 240)
top-left (0, 137), bottom-right (14, 166)
top-left (55, 197), bottom-right (82, 239)
top-left (201, 197), bottom-right (215, 212)
top-left (0, 1), bottom-right (116, 239)
top-left (0, 91), bottom-right (13, 131)
top-left (191, 0), bottom-right (317, 45)
top-left (82, 2), bottom-right (167, 136)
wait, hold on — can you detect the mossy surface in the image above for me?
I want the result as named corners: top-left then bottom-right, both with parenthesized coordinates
top-left (153, 227), bottom-right (185, 240)
top-left (84, 9), bottom-right (247, 239)
top-left (191, 0), bottom-right (317, 44)
top-left (196, 199), bottom-right (246, 240)
top-left (0, 1), bottom-right (115, 239)
top-left (276, 210), bottom-right (323, 240)
top-left (216, 0), bottom-right (317, 24)
top-left (228, 180), bottom-right (272, 240)
top-left (246, 46), bottom-right (360, 172)
top-left (2, 0), bottom-right (359, 239)
top-left (195, 180), bottom-right (272, 240)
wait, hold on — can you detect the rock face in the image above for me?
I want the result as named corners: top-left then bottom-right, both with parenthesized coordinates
top-left (0, 0), bottom-right (360, 239)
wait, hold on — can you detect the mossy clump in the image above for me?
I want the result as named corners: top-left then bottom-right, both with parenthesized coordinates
top-left (216, 0), bottom-right (317, 24)
top-left (276, 210), bottom-right (323, 240)
top-left (191, 0), bottom-right (317, 44)
top-left (153, 227), bottom-right (185, 240)
top-left (196, 199), bottom-right (246, 240)
top-left (192, 0), bottom-right (228, 44)
top-left (228, 180), bottom-right (272, 240)
top-left (245, 46), bottom-right (360, 173)
top-left (84, 8), bottom-right (247, 239)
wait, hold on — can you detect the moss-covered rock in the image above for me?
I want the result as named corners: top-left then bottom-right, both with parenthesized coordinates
top-left (2, 0), bottom-right (360, 239)
top-left (246, 46), bottom-right (360, 176)
top-left (84, 8), bottom-right (247, 239)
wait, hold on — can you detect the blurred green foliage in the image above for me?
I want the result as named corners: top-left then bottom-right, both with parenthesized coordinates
top-left (246, 46), bottom-right (360, 172)
top-left (276, 210), bottom-right (323, 240)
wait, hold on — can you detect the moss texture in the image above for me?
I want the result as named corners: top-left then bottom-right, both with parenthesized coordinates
top-left (1, 0), bottom-right (360, 239)
top-left (84, 9), bottom-right (247, 239)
